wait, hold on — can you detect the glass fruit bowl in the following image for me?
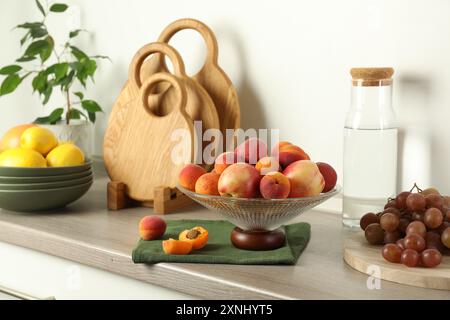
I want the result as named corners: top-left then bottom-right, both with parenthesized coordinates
top-left (177, 185), bottom-right (341, 250)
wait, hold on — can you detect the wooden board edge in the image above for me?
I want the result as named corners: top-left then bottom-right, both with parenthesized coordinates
top-left (343, 247), bottom-right (450, 291)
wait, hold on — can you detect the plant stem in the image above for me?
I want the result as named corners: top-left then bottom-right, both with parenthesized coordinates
top-left (65, 89), bottom-right (71, 125)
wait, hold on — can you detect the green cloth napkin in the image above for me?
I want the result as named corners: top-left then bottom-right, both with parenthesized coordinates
top-left (132, 219), bottom-right (310, 265)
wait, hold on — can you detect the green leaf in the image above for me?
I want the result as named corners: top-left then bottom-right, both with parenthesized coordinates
top-left (70, 46), bottom-right (88, 61)
top-left (47, 63), bottom-right (69, 81)
top-left (73, 91), bottom-right (84, 100)
top-left (69, 29), bottom-right (83, 38)
top-left (16, 22), bottom-right (43, 29)
top-left (67, 108), bottom-right (84, 120)
top-left (69, 61), bottom-right (81, 72)
top-left (48, 108), bottom-right (64, 124)
top-left (32, 72), bottom-right (47, 93)
top-left (42, 83), bottom-right (53, 104)
top-left (75, 64), bottom-right (88, 87)
top-left (0, 65), bottom-right (22, 75)
top-left (71, 58), bottom-right (96, 87)
top-left (34, 108), bottom-right (63, 125)
top-left (24, 37), bottom-right (54, 62)
top-left (88, 111), bottom-right (96, 123)
top-left (40, 36), bottom-right (54, 62)
top-left (35, 0), bottom-right (46, 16)
top-left (24, 39), bottom-right (48, 57)
top-left (56, 63), bottom-right (69, 81)
top-left (16, 56), bottom-right (36, 62)
top-left (50, 3), bottom-right (68, 12)
top-left (81, 100), bottom-right (102, 113)
top-left (85, 59), bottom-right (97, 77)
top-left (0, 74), bottom-right (22, 96)
top-left (77, 73), bottom-right (87, 87)
top-left (33, 116), bottom-right (50, 124)
top-left (20, 32), bottom-right (30, 46)
top-left (59, 70), bottom-right (75, 90)
top-left (30, 27), bottom-right (48, 39)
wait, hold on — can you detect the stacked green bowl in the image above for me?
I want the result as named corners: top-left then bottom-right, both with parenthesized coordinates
top-left (0, 160), bottom-right (93, 212)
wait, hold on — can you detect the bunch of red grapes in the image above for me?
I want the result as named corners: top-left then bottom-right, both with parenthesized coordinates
top-left (360, 185), bottom-right (450, 268)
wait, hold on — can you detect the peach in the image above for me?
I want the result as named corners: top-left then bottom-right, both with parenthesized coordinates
top-left (139, 216), bottom-right (167, 240)
top-left (218, 163), bottom-right (261, 198)
top-left (195, 172), bottom-right (220, 196)
top-left (0, 124), bottom-right (35, 152)
top-left (178, 164), bottom-right (207, 191)
top-left (271, 141), bottom-right (293, 157)
top-left (259, 172), bottom-right (290, 199)
top-left (280, 145), bottom-right (305, 153)
top-left (283, 160), bottom-right (325, 198)
top-left (255, 156), bottom-right (280, 175)
top-left (235, 138), bottom-right (267, 164)
top-left (214, 151), bottom-right (236, 175)
top-left (316, 162), bottom-right (337, 192)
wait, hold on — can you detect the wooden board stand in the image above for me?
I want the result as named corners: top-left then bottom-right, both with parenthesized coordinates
top-left (344, 232), bottom-right (450, 290)
top-left (107, 181), bottom-right (192, 215)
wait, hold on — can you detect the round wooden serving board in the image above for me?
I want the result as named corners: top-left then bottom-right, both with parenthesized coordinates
top-left (344, 232), bottom-right (450, 290)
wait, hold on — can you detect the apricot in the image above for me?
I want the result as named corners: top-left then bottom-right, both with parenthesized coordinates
top-left (255, 156), bottom-right (280, 175)
top-left (179, 226), bottom-right (209, 249)
top-left (139, 216), bottom-right (167, 240)
top-left (278, 146), bottom-right (310, 169)
top-left (178, 164), bottom-right (207, 191)
top-left (214, 151), bottom-right (236, 175)
top-left (259, 172), bottom-right (290, 199)
top-left (283, 160), bottom-right (325, 197)
top-left (195, 172), bottom-right (220, 196)
top-left (235, 138), bottom-right (267, 164)
top-left (162, 239), bottom-right (193, 255)
top-left (316, 162), bottom-right (337, 192)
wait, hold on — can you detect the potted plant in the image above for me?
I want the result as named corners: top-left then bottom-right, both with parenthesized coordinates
top-left (0, 1), bottom-right (108, 156)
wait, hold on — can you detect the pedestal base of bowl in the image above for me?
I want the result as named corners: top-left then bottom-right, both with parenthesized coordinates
top-left (230, 227), bottom-right (285, 251)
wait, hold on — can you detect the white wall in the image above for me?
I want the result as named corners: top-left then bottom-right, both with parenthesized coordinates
top-left (1, 0), bottom-right (450, 192)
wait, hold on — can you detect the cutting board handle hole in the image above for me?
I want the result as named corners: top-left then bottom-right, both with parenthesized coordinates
top-left (140, 73), bottom-right (187, 118)
top-left (144, 89), bottom-right (176, 117)
top-left (161, 30), bottom-right (207, 77)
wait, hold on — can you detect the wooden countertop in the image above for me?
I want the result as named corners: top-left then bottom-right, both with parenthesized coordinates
top-left (0, 177), bottom-right (448, 299)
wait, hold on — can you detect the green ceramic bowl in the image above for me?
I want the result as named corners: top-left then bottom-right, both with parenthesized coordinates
top-left (0, 180), bottom-right (93, 212)
top-left (0, 170), bottom-right (93, 184)
top-left (0, 175), bottom-right (93, 190)
top-left (0, 160), bottom-right (92, 177)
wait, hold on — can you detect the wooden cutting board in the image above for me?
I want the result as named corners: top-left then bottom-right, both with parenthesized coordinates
top-left (107, 42), bottom-right (219, 141)
top-left (104, 42), bottom-right (220, 201)
top-left (104, 73), bottom-right (196, 201)
top-left (344, 232), bottom-right (450, 290)
top-left (141, 18), bottom-right (240, 136)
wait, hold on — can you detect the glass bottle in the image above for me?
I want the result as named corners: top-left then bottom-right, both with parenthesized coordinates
top-left (343, 68), bottom-right (398, 228)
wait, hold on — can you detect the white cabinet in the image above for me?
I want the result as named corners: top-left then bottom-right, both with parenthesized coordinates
top-left (0, 241), bottom-right (194, 300)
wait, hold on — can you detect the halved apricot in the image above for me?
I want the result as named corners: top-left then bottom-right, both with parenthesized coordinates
top-left (162, 238), bottom-right (193, 255)
top-left (179, 226), bottom-right (209, 250)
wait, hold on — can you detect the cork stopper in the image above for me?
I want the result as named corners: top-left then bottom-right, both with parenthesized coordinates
top-left (350, 67), bottom-right (394, 86)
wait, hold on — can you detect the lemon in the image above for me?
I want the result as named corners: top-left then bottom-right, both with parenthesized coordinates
top-left (46, 143), bottom-right (85, 167)
top-left (0, 124), bottom-right (36, 153)
top-left (20, 127), bottom-right (58, 156)
top-left (0, 148), bottom-right (47, 168)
